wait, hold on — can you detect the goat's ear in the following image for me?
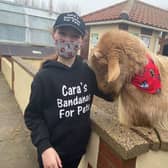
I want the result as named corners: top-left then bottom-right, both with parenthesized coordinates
top-left (108, 56), bottom-right (120, 82)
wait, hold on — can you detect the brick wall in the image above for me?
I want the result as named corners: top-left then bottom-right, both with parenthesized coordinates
top-left (88, 163), bottom-right (92, 168)
top-left (97, 139), bottom-right (136, 168)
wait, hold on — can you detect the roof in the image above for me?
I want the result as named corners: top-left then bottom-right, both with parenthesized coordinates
top-left (82, 0), bottom-right (168, 30)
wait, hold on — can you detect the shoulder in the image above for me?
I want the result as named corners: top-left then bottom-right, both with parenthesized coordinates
top-left (78, 56), bottom-right (95, 73)
top-left (78, 57), bottom-right (97, 82)
top-left (32, 67), bottom-right (50, 85)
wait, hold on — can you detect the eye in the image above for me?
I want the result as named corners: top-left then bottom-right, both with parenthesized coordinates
top-left (58, 31), bottom-right (66, 36)
top-left (93, 51), bottom-right (102, 58)
top-left (71, 34), bottom-right (80, 39)
top-left (94, 51), bottom-right (105, 59)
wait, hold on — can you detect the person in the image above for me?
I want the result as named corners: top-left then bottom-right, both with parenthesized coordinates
top-left (24, 12), bottom-right (112, 168)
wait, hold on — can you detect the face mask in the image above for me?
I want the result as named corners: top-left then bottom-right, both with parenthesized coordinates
top-left (55, 39), bottom-right (81, 59)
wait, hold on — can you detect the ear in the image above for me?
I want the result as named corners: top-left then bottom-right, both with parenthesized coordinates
top-left (108, 56), bottom-right (120, 82)
top-left (52, 32), bottom-right (56, 41)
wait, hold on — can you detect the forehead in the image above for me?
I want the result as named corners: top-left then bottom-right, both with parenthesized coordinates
top-left (57, 26), bottom-right (81, 35)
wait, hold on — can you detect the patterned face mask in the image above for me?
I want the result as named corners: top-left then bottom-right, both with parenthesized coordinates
top-left (55, 39), bottom-right (81, 59)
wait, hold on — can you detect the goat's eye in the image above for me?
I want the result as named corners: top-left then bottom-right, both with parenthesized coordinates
top-left (94, 51), bottom-right (104, 58)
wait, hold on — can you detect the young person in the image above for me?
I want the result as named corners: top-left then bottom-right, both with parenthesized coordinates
top-left (24, 12), bottom-right (112, 168)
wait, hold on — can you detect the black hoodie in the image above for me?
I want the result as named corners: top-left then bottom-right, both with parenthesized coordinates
top-left (24, 56), bottom-right (111, 158)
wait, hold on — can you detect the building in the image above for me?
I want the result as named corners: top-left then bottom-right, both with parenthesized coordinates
top-left (0, 0), bottom-right (58, 46)
top-left (82, 0), bottom-right (168, 58)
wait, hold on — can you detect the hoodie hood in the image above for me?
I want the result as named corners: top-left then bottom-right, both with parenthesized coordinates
top-left (42, 56), bottom-right (83, 70)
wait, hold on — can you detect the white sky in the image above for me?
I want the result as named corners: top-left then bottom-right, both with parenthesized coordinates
top-left (53, 0), bottom-right (168, 15)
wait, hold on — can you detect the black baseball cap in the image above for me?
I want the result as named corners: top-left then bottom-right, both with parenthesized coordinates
top-left (53, 12), bottom-right (86, 36)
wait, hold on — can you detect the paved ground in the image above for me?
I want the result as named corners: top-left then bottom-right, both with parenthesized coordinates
top-left (0, 73), bottom-right (38, 168)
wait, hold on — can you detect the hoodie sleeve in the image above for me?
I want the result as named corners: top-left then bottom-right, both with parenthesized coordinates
top-left (91, 71), bottom-right (114, 101)
top-left (95, 84), bottom-right (114, 101)
top-left (24, 74), bottom-right (52, 155)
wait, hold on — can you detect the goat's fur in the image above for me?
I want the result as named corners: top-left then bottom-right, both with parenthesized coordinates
top-left (89, 30), bottom-right (168, 130)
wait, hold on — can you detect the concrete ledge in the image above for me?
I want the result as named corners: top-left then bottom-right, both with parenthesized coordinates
top-left (131, 127), bottom-right (160, 150)
top-left (91, 104), bottom-right (149, 160)
top-left (92, 97), bottom-right (168, 160)
top-left (12, 56), bottom-right (38, 76)
top-left (155, 129), bottom-right (168, 151)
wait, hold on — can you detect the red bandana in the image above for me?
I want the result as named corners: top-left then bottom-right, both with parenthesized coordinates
top-left (131, 53), bottom-right (161, 94)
